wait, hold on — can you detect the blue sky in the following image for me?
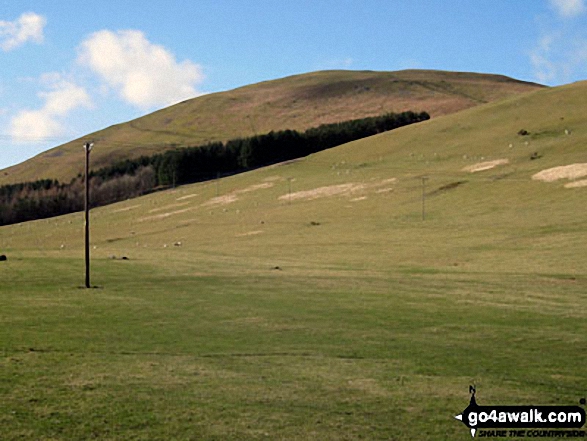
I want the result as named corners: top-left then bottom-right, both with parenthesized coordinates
top-left (1, 0), bottom-right (586, 170)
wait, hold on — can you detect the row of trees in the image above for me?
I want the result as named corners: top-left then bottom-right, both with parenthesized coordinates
top-left (0, 111), bottom-right (429, 225)
top-left (0, 167), bottom-right (156, 226)
top-left (95, 111), bottom-right (429, 186)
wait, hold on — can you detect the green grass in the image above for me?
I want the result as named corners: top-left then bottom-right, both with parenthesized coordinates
top-left (0, 80), bottom-right (586, 440)
top-left (2, 255), bottom-right (585, 440)
top-left (1, 253), bottom-right (585, 440)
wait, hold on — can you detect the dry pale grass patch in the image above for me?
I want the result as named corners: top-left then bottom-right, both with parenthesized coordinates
top-left (111, 204), bottom-right (141, 213)
top-left (235, 182), bottom-right (274, 193)
top-left (201, 181), bottom-right (275, 207)
top-left (280, 183), bottom-right (364, 201)
top-left (201, 194), bottom-right (239, 207)
top-left (175, 193), bottom-right (199, 201)
top-left (565, 179), bottom-right (587, 188)
top-left (148, 201), bottom-right (191, 213)
top-left (138, 207), bottom-right (196, 222)
top-left (532, 163), bottom-right (587, 183)
top-left (236, 230), bottom-right (264, 237)
top-left (278, 178), bottom-right (397, 201)
top-left (462, 159), bottom-right (509, 173)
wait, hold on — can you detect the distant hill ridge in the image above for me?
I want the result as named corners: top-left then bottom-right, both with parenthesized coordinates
top-left (0, 69), bottom-right (543, 184)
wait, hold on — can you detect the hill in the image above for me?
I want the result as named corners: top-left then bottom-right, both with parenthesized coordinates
top-left (2, 79), bottom-right (585, 440)
top-left (0, 69), bottom-right (542, 185)
top-left (7, 79), bottom-right (583, 272)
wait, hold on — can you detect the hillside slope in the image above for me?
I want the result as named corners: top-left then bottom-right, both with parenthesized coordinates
top-left (0, 69), bottom-right (542, 185)
top-left (0, 80), bottom-right (585, 441)
top-left (3, 79), bottom-right (585, 271)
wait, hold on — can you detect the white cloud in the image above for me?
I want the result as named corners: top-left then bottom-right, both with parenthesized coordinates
top-left (78, 30), bottom-right (204, 109)
top-left (530, 1), bottom-right (587, 84)
top-left (0, 12), bottom-right (46, 51)
top-left (10, 74), bottom-right (92, 143)
top-left (10, 109), bottom-right (61, 142)
top-left (530, 32), bottom-right (587, 84)
top-left (530, 35), bottom-right (559, 83)
top-left (549, 0), bottom-right (586, 18)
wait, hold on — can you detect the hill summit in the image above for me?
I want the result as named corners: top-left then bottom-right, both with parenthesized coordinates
top-left (0, 69), bottom-right (543, 184)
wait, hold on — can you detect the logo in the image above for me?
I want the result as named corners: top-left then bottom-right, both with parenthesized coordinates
top-left (455, 386), bottom-right (586, 438)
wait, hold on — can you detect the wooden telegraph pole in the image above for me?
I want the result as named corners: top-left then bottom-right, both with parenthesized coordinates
top-left (84, 142), bottom-right (94, 288)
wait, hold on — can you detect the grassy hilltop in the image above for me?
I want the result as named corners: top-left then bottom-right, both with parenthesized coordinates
top-left (1, 79), bottom-right (586, 440)
top-left (0, 69), bottom-right (542, 185)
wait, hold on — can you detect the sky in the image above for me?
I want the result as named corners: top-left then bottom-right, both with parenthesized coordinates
top-left (1, 0), bottom-right (586, 170)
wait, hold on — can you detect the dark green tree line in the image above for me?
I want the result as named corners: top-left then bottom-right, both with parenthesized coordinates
top-left (0, 111), bottom-right (429, 225)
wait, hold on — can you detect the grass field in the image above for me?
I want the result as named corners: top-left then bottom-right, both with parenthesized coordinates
top-left (1, 80), bottom-right (586, 440)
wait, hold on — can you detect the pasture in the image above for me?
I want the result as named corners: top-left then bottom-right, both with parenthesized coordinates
top-left (1, 81), bottom-right (586, 439)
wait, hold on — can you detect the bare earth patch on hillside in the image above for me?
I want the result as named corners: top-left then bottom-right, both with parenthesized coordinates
top-left (565, 179), bottom-right (587, 188)
top-left (379, 178), bottom-right (397, 185)
top-left (176, 193), bottom-right (199, 201)
top-left (278, 178), bottom-right (397, 201)
top-left (462, 159), bottom-right (509, 173)
top-left (201, 181), bottom-right (275, 207)
top-left (235, 182), bottom-right (274, 193)
top-left (279, 183), bottom-right (365, 201)
top-left (263, 176), bottom-right (282, 182)
top-left (111, 204), bottom-right (141, 213)
top-left (149, 202), bottom-right (191, 213)
top-left (377, 188), bottom-right (394, 194)
top-left (532, 163), bottom-right (587, 183)
top-left (138, 207), bottom-right (196, 222)
top-left (202, 194), bottom-right (239, 206)
top-left (236, 230), bottom-right (264, 237)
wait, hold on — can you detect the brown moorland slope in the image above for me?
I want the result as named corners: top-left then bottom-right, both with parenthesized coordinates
top-left (0, 69), bottom-right (543, 184)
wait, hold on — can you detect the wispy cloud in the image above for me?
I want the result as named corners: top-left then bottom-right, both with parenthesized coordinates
top-left (78, 30), bottom-right (204, 109)
top-left (549, 0), bottom-right (586, 18)
top-left (9, 74), bottom-right (93, 143)
top-left (0, 12), bottom-right (46, 51)
top-left (529, 1), bottom-right (587, 84)
top-left (530, 34), bottom-right (560, 83)
top-left (530, 32), bottom-right (587, 84)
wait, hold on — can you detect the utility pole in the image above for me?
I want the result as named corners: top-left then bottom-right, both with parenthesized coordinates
top-left (287, 177), bottom-right (293, 205)
top-left (84, 142), bottom-right (93, 288)
top-left (421, 176), bottom-right (428, 221)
